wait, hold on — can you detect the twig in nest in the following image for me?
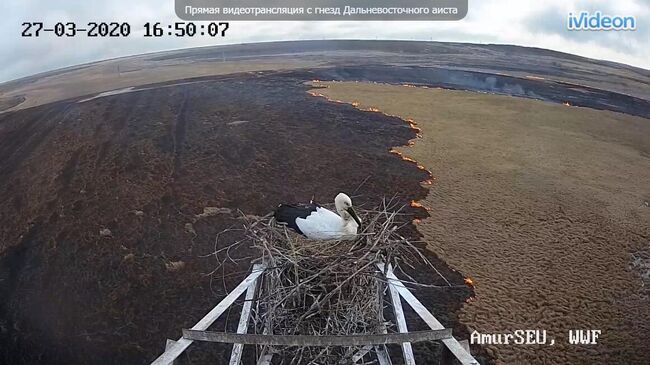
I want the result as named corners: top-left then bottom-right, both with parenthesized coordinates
top-left (210, 199), bottom-right (453, 364)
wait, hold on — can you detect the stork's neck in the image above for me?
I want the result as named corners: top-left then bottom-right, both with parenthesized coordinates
top-left (336, 206), bottom-right (345, 218)
top-left (341, 216), bottom-right (358, 234)
top-left (336, 207), bottom-right (358, 237)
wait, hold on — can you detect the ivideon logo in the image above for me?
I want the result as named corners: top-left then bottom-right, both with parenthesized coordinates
top-left (568, 11), bottom-right (636, 30)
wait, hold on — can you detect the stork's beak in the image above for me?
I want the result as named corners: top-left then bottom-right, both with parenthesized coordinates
top-left (347, 207), bottom-right (362, 227)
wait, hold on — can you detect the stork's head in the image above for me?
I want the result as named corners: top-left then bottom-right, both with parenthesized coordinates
top-left (335, 193), bottom-right (361, 227)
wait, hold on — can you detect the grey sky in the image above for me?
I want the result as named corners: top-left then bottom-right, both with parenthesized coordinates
top-left (1, 0), bottom-right (648, 83)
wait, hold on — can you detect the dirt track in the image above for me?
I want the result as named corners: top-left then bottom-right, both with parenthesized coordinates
top-left (314, 81), bottom-right (650, 364)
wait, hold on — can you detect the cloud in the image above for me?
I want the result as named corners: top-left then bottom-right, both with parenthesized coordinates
top-left (0, 0), bottom-right (648, 83)
top-left (527, 1), bottom-right (648, 54)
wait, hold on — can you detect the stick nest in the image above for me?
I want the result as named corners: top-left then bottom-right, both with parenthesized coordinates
top-left (214, 199), bottom-right (436, 364)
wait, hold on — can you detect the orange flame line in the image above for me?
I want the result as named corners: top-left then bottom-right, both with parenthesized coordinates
top-left (410, 200), bottom-right (424, 208)
top-left (410, 200), bottom-right (431, 211)
top-left (308, 84), bottom-right (437, 205)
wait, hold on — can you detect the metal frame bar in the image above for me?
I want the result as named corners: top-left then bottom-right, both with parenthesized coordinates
top-left (164, 340), bottom-right (178, 365)
top-left (375, 345), bottom-right (393, 365)
top-left (377, 263), bottom-right (479, 365)
top-left (183, 329), bottom-right (452, 345)
top-left (151, 264), bottom-right (265, 365)
top-left (351, 345), bottom-right (392, 365)
top-left (387, 273), bottom-right (416, 365)
top-left (152, 262), bottom-right (477, 365)
top-left (352, 345), bottom-right (373, 363)
top-left (229, 277), bottom-right (258, 365)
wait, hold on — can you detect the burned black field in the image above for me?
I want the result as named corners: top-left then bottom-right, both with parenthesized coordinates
top-left (0, 73), bottom-right (474, 364)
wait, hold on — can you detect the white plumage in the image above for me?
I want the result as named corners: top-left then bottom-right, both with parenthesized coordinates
top-left (274, 193), bottom-right (362, 240)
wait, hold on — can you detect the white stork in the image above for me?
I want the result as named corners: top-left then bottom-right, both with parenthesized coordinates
top-left (274, 193), bottom-right (362, 240)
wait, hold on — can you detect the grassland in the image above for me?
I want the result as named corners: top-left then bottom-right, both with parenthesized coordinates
top-left (314, 81), bottom-right (650, 364)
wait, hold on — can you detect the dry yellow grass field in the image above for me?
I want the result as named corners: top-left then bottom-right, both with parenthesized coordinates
top-left (312, 81), bottom-right (650, 364)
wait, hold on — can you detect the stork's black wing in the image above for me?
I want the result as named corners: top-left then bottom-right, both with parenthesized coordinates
top-left (274, 202), bottom-right (321, 235)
